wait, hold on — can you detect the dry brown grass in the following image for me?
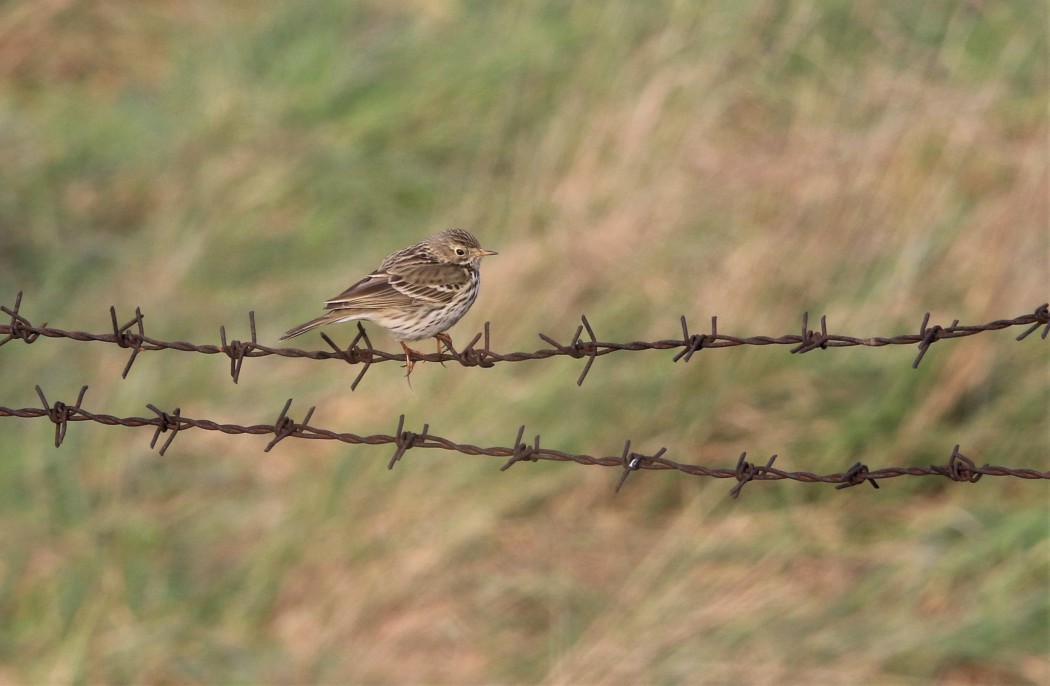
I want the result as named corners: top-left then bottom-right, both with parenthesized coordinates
top-left (0, 1), bottom-right (1046, 684)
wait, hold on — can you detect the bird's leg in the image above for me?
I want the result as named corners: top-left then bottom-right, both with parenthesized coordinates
top-left (399, 341), bottom-right (418, 380)
top-left (434, 333), bottom-right (453, 367)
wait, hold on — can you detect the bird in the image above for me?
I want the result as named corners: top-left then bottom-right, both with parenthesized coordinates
top-left (280, 228), bottom-right (498, 378)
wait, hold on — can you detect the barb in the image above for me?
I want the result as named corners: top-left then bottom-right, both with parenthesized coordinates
top-left (110, 306), bottom-right (146, 378)
top-left (322, 322), bottom-right (375, 391)
top-left (388, 414), bottom-right (430, 469)
top-left (264, 398), bottom-right (316, 452)
top-left (34, 384), bottom-right (88, 447)
top-left (219, 311), bottom-right (260, 384)
top-left (1, 292), bottom-right (44, 345)
top-left (2, 293), bottom-right (1046, 388)
top-left (730, 453), bottom-right (779, 499)
top-left (1, 390), bottom-right (1046, 496)
top-left (146, 403), bottom-right (182, 456)
top-left (835, 462), bottom-right (880, 490)
top-left (674, 315), bottom-right (718, 363)
top-left (1015, 303), bottom-right (1050, 341)
top-left (500, 425), bottom-right (540, 471)
top-left (791, 313), bottom-right (830, 354)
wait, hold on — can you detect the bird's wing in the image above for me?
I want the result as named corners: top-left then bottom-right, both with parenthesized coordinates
top-left (324, 262), bottom-right (470, 310)
top-left (323, 272), bottom-right (415, 310)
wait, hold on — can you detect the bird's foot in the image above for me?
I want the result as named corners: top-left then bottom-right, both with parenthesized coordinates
top-left (399, 341), bottom-right (418, 385)
top-left (434, 333), bottom-right (453, 367)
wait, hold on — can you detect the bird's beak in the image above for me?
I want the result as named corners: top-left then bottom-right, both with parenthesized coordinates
top-left (476, 248), bottom-right (498, 257)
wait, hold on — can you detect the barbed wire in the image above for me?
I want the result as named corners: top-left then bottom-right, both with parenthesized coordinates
top-left (1, 386), bottom-right (1046, 497)
top-left (2, 292), bottom-right (1047, 389)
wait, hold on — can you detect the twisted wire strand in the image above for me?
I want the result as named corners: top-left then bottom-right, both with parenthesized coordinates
top-left (2, 390), bottom-right (1046, 497)
top-left (1, 292), bottom-right (1046, 387)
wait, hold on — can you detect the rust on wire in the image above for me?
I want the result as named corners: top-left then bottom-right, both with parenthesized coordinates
top-left (0, 390), bottom-right (1047, 495)
top-left (538, 314), bottom-right (601, 386)
top-left (34, 384), bottom-right (88, 447)
top-left (322, 322), bottom-right (375, 391)
top-left (388, 414), bottom-right (429, 470)
top-left (616, 445), bottom-right (667, 493)
top-left (1016, 303), bottom-right (1050, 341)
top-left (265, 398), bottom-right (317, 453)
top-left (729, 452), bottom-right (779, 499)
top-left (674, 315), bottom-right (717, 363)
top-left (1, 293), bottom-right (1046, 389)
top-left (1, 292), bottom-right (44, 346)
top-left (109, 306), bottom-right (146, 378)
top-left (943, 445), bottom-right (986, 483)
top-left (447, 322), bottom-right (497, 368)
top-left (146, 403), bottom-right (182, 456)
top-left (835, 462), bottom-right (880, 490)
top-left (611, 440), bottom-right (632, 492)
top-left (913, 312), bottom-right (946, 369)
top-left (500, 425), bottom-right (540, 471)
top-left (219, 311), bottom-right (260, 383)
top-left (791, 313), bottom-right (831, 354)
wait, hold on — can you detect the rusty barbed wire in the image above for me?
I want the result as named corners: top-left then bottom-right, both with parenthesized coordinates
top-left (1, 387), bottom-right (1046, 496)
top-left (2, 292), bottom-right (1047, 388)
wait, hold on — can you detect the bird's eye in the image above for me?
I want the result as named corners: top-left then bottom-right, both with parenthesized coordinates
top-left (455, 248), bottom-right (466, 256)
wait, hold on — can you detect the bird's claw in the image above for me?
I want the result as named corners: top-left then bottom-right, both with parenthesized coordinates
top-left (434, 333), bottom-right (453, 367)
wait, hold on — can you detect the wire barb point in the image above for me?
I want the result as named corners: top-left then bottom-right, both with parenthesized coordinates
top-left (388, 415), bottom-right (429, 469)
top-left (836, 461), bottom-right (880, 490)
top-left (730, 453), bottom-right (779, 498)
top-left (146, 403), bottom-right (182, 455)
top-left (109, 305), bottom-right (147, 378)
top-left (34, 384), bottom-right (88, 448)
top-left (219, 311), bottom-right (259, 384)
top-left (1, 291), bottom-right (43, 347)
top-left (265, 398), bottom-right (317, 453)
top-left (501, 425), bottom-right (541, 471)
top-left (1016, 303), bottom-right (1050, 341)
top-left (791, 313), bottom-right (831, 354)
top-left (942, 445), bottom-right (987, 483)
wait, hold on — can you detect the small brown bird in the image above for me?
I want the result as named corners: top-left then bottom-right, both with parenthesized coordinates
top-left (280, 228), bottom-right (497, 377)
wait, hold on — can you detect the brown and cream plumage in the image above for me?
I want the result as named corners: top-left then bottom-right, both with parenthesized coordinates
top-left (280, 228), bottom-right (497, 376)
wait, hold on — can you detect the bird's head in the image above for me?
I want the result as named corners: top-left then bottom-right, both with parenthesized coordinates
top-left (430, 228), bottom-right (498, 266)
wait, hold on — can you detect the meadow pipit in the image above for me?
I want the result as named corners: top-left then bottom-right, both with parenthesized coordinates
top-left (280, 228), bottom-right (498, 377)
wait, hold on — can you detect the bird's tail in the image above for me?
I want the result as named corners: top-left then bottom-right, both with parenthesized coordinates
top-left (279, 314), bottom-right (336, 341)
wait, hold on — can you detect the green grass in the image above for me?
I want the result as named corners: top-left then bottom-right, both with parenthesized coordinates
top-left (0, 1), bottom-right (1047, 683)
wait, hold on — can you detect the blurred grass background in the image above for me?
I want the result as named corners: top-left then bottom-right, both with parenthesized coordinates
top-left (0, 1), bottom-right (1047, 683)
